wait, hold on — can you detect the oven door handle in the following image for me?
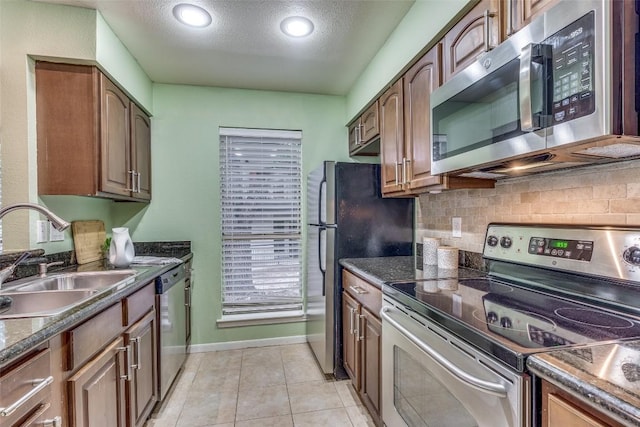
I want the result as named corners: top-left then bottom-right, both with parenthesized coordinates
top-left (380, 307), bottom-right (508, 398)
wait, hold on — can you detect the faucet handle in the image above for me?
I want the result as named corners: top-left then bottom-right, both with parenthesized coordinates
top-left (38, 261), bottom-right (64, 277)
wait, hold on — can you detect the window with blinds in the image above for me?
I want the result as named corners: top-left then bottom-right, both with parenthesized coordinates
top-left (219, 128), bottom-right (302, 316)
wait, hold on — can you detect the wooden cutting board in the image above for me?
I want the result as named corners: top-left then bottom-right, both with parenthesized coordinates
top-left (72, 220), bottom-right (106, 264)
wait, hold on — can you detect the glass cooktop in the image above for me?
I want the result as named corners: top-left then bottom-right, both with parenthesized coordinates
top-left (383, 277), bottom-right (640, 371)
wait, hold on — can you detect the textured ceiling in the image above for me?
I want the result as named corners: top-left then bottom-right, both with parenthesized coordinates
top-left (35, 0), bottom-right (415, 95)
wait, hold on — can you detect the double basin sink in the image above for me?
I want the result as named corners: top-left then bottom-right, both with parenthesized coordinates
top-left (0, 270), bottom-right (137, 319)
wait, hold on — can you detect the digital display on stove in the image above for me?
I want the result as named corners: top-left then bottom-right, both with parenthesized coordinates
top-left (528, 237), bottom-right (594, 261)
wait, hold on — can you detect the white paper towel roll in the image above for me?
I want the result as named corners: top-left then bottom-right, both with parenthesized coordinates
top-left (422, 237), bottom-right (440, 266)
top-left (437, 246), bottom-right (459, 270)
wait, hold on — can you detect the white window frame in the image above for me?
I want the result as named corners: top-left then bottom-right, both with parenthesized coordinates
top-left (217, 127), bottom-right (303, 327)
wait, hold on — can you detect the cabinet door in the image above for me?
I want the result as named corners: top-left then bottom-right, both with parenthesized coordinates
top-left (547, 394), bottom-right (607, 427)
top-left (342, 291), bottom-right (360, 389)
top-left (130, 103), bottom-right (152, 200)
top-left (125, 310), bottom-right (157, 427)
top-left (360, 100), bottom-right (380, 143)
top-left (442, 0), bottom-right (502, 82)
top-left (511, 0), bottom-right (560, 34)
top-left (404, 45), bottom-right (443, 192)
top-left (360, 307), bottom-right (382, 422)
top-left (100, 73), bottom-right (131, 197)
top-left (68, 336), bottom-right (127, 427)
top-left (379, 79), bottom-right (405, 196)
top-left (348, 120), bottom-right (361, 154)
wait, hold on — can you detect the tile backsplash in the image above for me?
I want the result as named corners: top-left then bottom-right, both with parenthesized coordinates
top-left (416, 159), bottom-right (640, 254)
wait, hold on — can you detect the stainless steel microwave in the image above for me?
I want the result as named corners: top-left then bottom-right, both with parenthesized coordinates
top-left (431, 0), bottom-right (639, 179)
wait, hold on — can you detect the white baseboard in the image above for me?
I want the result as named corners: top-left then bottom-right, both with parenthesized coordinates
top-left (189, 335), bottom-right (307, 353)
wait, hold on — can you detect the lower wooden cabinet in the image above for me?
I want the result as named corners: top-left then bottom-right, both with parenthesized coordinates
top-left (541, 379), bottom-right (625, 427)
top-left (342, 270), bottom-right (383, 426)
top-left (342, 291), bottom-right (360, 384)
top-left (360, 307), bottom-right (382, 419)
top-left (68, 337), bottom-right (128, 427)
top-left (125, 310), bottom-right (157, 427)
top-left (64, 282), bottom-right (158, 427)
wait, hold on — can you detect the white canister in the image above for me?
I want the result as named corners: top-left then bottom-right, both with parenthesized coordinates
top-left (437, 246), bottom-right (459, 270)
top-left (422, 237), bottom-right (440, 266)
top-left (109, 227), bottom-right (135, 268)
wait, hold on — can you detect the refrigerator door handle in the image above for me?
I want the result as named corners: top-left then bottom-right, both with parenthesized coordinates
top-left (319, 179), bottom-right (327, 225)
top-left (318, 226), bottom-right (327, 296)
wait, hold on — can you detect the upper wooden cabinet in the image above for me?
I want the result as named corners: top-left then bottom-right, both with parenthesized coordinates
top-left (349, 101), bottom-right (380, 156)
top-left (508, 0), bottom-right (561, 35)
top-left (380, 46), bottom-right (495, 197)
top-left (379, 80), bottom-right (405, 196)
top-left (442, 0), bottom-right (504, 82)
top-left (36, 62), bottom-right (151, 202)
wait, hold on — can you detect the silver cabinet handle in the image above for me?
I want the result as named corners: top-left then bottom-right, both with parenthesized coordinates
top-left (349, 307), bottom-right (356, 335)
top-left (126, 170), bottom-right (135, 192)
top-left (349, 285), bottom-right (368, 295)
top-left (117, 345), bottom-right (133, 381)
top-left (355, 313), bottom-right (362, 341)
top-left (136, 171), bottom-right (141, 193)
top-left (131, 337), bottom-right (142, 370)
top-left (394, 163), bottom-right (400, 186)
top-left (380, 307), bottom-right (508, 398)
top-left (506, 0), bottom-right (513, 36)
top-left (484, 10), bottom-right (492, 52)
top-left (0, 376), bottom-right (53, 417)
top-left (358, 314), bottom-right (365, 341)
top-left (43, 416), bottom-right (63, 427)
top-left (354, 123), bottom-right (361, 146)
top-left (402, 158), bottom-right (408, 185)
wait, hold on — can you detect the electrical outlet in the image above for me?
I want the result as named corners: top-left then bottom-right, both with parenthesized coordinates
top-left (49, 221), bottom-right (65, 241)
top-left (36, 220), bottom-right (48, 243)
top-left (452, 217), bottom-right (462, 238)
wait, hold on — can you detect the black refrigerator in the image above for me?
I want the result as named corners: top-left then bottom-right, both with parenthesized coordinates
top-left (305, 161), bottom-right (414, 378)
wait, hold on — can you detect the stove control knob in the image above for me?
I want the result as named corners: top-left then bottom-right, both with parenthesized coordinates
top-left (487, 311), bottom-right (498, 324)
top-left (500, 236), bottom-right (513, 248)
top-left (623, 247), bottom-right (640, 265)
top-left (487, 235), bottom-right (499, 247)
top-left (500, 316), bottom-right (512, 329)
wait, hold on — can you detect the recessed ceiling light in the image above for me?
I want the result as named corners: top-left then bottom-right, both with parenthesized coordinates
top-left (173, 3), bottom-right (212, 28)
top-left (280, 16), bottom-right (314, 37)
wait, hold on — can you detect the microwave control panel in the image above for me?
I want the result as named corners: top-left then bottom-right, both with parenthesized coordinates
top-left (546, 11), bottom-right (596, 125)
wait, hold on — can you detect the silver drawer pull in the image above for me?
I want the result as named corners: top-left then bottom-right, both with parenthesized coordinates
top-left (117, 345), bottom-right (133, 381)
top-left (0, 376), bottom-right (53, 417)
top-left (349, 285), bottom-right (368, 295)
top-left (43, 415), bottom-right (63, 427)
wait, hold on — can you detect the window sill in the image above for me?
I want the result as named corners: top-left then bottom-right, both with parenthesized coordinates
top-left (217, 310), bottom-right (306, 328)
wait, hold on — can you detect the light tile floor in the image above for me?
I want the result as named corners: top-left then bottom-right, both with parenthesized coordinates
top-left (145, 344), bottom-right (376, 427)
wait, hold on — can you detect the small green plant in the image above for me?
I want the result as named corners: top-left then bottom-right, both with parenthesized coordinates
top-left (101, 237), bottom-right (112, 255)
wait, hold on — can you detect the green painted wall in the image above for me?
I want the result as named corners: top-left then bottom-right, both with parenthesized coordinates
top-left (0, 0), bottom-right (152, 252)
top-left (116, 84), bottom-right (348, 345)
top-left (346, 0), bottom-right (472, 119)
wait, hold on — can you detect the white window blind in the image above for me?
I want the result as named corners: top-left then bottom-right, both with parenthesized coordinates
top-left (220, 128), bottom-right (302, 316)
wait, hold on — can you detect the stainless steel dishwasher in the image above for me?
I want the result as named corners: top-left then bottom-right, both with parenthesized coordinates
top-left (155, 264), bottom-right (187, 401)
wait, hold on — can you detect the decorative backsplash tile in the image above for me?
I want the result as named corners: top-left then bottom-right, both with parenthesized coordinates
top-left (416, 159), bottom-right (640, 254)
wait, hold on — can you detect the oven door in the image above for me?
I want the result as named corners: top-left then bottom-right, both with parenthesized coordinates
top-left (381, 302), bottom-right (529, 427)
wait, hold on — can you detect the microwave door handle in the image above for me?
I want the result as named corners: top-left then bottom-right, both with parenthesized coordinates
top-left (519, 44), bottom-right (536, 132)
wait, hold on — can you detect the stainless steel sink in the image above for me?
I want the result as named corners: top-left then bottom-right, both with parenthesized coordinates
top-left (11, 270), bottom-right (137, 292)
top-left (0, 290), bottom-right (98, 319)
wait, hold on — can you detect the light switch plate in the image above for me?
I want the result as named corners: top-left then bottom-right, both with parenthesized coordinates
top-left (36, 220), bottom-right (48, 243)
top-left (49, 222), bottom-right (65, 241)
top-left (452, 217), bottom-right (462, 238)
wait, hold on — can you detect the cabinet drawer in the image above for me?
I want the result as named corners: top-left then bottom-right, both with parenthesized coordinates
top-left (123, 281), bottom-right (155, 326)
top-left (343, 270), bottom-right (382, 316)
top-left (0, 349), bottom-right (52, 426)
top-left (65, 302), bottom-right (124, 371)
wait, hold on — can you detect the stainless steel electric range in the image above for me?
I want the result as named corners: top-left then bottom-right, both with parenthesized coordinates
top-left (381, 224), bottom-right (640, 427)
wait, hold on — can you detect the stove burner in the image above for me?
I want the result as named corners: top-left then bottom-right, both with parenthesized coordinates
top-left (554, 307), bottom-right (635, 329)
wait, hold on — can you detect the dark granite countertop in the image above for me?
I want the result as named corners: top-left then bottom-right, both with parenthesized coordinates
top-left (528, 341), bottom-right (640, 426)
top-left (0, 243), bottom-right (191, 368)
top-left (339, 256), bottom-right (485, 289)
